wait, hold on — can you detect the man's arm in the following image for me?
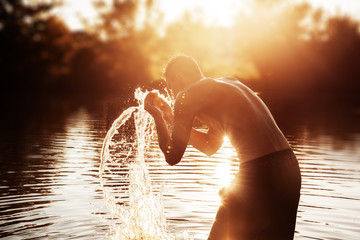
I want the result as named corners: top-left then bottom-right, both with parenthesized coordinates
top-left (148, 103), bottom-right (223, 159)
top-left (146, 92), bottom-right (195, 165)
top-left (146, 80), bottom-right (223, 164)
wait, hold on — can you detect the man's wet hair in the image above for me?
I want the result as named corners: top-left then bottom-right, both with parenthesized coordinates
top-left (163, 55), bottom-right (203, 83)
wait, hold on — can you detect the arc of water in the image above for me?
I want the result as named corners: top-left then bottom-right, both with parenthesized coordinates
top-left (99, 89), bottom-right (177, 239)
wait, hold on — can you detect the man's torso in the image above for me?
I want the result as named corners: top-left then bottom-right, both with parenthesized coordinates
top-left (178, 77), bottom-right (290, 162)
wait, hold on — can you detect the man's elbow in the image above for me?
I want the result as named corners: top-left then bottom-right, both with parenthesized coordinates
top-left (202, 143), bottom-right (222, 157)
top-left (166, 158), bottom-right (180, 166)
top-left (165, 154), bottom-right (182, 166)
top-left (203, 149), bottom-right (217, 157)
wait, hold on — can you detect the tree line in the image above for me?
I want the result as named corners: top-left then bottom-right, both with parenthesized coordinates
top-left (1, 0), bottom-right (359, 108)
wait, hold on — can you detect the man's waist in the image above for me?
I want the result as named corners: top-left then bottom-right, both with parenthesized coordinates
top-left (240, 148), bottom-right (297, 169)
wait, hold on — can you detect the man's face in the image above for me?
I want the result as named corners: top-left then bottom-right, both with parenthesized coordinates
top-left (166, 76), bottom-right (182, 96)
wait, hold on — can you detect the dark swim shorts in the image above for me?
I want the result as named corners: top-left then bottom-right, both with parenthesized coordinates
top-left (208, 148), bottom-right (302, 240)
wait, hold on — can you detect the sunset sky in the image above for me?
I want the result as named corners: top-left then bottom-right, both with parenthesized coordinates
top-left (54, 0), bottom-right (360, 31)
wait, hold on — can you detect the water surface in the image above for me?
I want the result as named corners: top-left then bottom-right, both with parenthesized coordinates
top-left (0, 98), bottom-right (359, 239)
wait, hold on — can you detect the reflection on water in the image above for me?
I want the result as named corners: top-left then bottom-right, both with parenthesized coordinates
top-left (290, 131), bottom-right (360, 240)
top-left (0, 98), bottom-right (359, 239)
top-left (0, 105), bottom-right (108, 239)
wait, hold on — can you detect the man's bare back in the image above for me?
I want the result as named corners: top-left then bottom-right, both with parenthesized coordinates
top-left (174, 76), bottom-right (290, 163)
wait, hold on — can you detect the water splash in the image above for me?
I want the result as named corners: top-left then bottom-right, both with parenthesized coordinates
top-left (100, 88), bottom-right (183, 240)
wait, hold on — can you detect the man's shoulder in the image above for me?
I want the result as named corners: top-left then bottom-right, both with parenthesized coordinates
top-left (172, 79), bottom-right (212, 110)
top-left (184, 77), bottom-right (221, 92)
top-left (178, 77), bottom-right (241, 98)
top-left (192, 77), bottom-right (217, 87)
top-left (176, 78), bottom-right (214, 99)
top-left (199, 76), bottom-right (241, 86)
top-left (190, 77), bottom-right (242, 92)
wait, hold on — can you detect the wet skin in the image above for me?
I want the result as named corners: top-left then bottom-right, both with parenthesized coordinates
top-left (145, 76), bottom-right (290, 165)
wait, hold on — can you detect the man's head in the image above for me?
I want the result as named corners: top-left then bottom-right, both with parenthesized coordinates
top-left (164, 55), bottom-right (204, 95)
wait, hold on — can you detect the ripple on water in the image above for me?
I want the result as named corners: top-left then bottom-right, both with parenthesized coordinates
top-left (0, 103), bottom-right (360, 239)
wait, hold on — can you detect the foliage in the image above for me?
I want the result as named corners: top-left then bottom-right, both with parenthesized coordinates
top-left (0, 0), bottom-right (153, 97)
top-left (0, 0), bottom-right (72, 93)
top-left (0, 0), bottom-right (359, 108)
top-left (233, 3), bottom-right (360, 106)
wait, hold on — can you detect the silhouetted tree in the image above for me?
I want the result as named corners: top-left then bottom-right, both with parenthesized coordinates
top-left (1, 0), bottom-right (359, 107)
top-left (0, 0), bottom-right (73, 95)
top-left (232, 3), bottom-right (360, 107)
top-left (68, 35), bottom-right (151, 94)
top-left (317, 16), bottom-right (360, 96)
top-left (92, 0), bottom-right (138, 41)
top-left (161, 13), bottom-right (235, 78)
top-left (69, 0), bottom-right (155, 94)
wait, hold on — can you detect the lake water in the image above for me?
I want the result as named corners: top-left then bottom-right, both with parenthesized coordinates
top-left (0, 96), bottom-right (359, 239)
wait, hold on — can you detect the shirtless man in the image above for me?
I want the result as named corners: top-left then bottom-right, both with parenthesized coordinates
top-left (145, 55), bottom-right (301, 239)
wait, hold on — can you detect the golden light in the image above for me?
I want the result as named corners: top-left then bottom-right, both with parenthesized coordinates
top-left (215, 136), bottom-right (236, 188)
top-left (55, 0), bottom-right (98, 30)
top-left (307, 0), bottom-right (360, 16)
top-left (55, 0), bottom-right (246, 30)
top-left (55, 0), bottom-right (360, 31)
top-left (158, 0), bottom-right (245, 27)
top-left (215, 162), bottom-right (232, 187)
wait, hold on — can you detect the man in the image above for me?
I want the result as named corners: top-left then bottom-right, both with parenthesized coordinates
top-left (145, 55), bottom-right (301, 239)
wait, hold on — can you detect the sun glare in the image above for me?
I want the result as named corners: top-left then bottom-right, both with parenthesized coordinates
top-left (159, 0), bottom-right (244, 27)
top-left (215, 136), bottom-right (236, 188)
top-left (52, 0), bottom-right (98, 30)
top-left (216, 162), bottom-right (232, 187)
top-left (56, 0), bottom-right (360, 30)
top-left (306, 0), bottom-right (360, 17)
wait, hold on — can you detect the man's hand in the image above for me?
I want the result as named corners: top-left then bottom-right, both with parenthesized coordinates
top-left (144, 91), bottom-right (173, 123)
top-left (144, 91), bottom-right (162, 117)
